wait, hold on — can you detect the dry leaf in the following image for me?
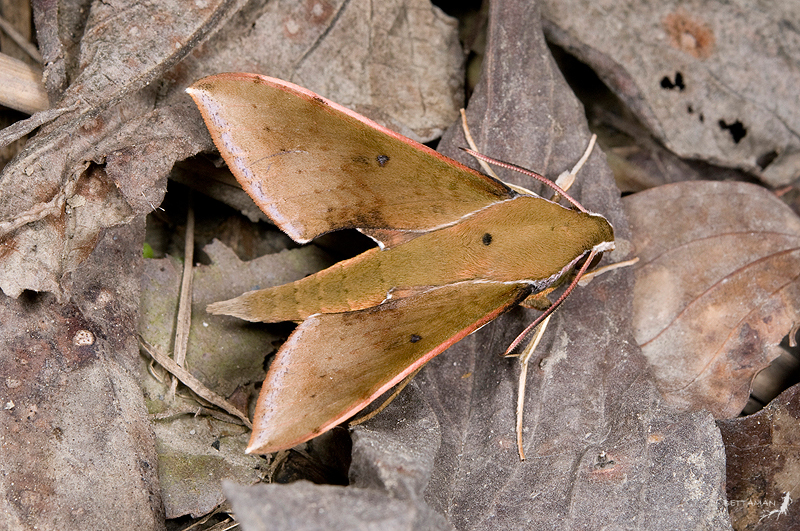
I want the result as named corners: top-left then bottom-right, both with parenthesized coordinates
top-left (718, 384), bottom-right (800, 530)
top-left (626, 181), bottom-right (800, 418)
top-left (225, 478), bottom-right (454, 530)
top-left (140, 239), bottom-right (332, 397)
top-left (0, 0), bottom-right (244, 298)
top-left (1, 1), bottom-right (463, 527)
top-left (0, 220), bottom-right (164, 529)
top-left (0, 0), bottom-right (462, 300)
top-left (541, 0), bottom-right (800, 186)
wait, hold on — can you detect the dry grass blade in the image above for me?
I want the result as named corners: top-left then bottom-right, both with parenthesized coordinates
top-left (0, 52), bottom-right (47, 114)
top-left (169, 193), bottom-right (196, 400)
top-left (460, 108), bottom-right (499, 179)
top-left (0, 14), bottom-right (42, 63)
top-left (139, 335), bottom-right (252, 428)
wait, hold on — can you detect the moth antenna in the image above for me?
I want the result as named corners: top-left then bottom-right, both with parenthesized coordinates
top-left (461, 148), bottom-right (588, 213)
top-left (504, 248), bottom-right (600, 356)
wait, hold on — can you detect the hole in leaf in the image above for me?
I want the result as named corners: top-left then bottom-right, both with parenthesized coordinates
top-left (718, 119), bottom-right (747, 143)
top-left (660, 72), bottom-right (685, 91)
top-left (756, 150), bottom-right (778, 170)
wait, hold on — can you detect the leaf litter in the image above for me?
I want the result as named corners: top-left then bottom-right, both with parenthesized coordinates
top-left (718, 383), bottom-right (800, 530)
top-left (138, 236), bottom-right (332, 518)
top-left (1, 0), bottom-right (464, 527)
top-left (2, 0), bottom-right (799, 529)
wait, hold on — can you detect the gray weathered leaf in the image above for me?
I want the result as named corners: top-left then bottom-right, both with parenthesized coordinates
top-left (542, 0), bottom-right (800, 186)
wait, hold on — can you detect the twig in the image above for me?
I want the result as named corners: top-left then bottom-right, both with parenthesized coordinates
top-left (460, 108), bottom-right (499, 179)
top-left (138, 336), bottom-right (252, 428)
top-left (0, 173), bottom-right (80, 239)
top-left (168, 192), bottom-right (195, 400)
top-left (0, 103), bottom-right (77, 148)
top-left (0, 14), bottom-right (42, 63)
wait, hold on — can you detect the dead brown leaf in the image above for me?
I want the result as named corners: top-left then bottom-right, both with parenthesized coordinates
top-left (626, 181), bottom-right (800, 418)
top-left (0, 220), bottom-right (164, 529)
top-left (718, 384), bottom-right (800, 530)
top-left (0, 0), bottom-right (241, 298)
top-left (1, 1), bottom-right (464, 528)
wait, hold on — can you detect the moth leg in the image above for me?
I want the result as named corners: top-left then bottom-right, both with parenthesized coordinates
top-left (515, 314), bottom-right (552, 461)
top-left (550, 134), bottom-right (597, 202)
top-left (349, 366), bottom-right (424, 427)
top-left (519, 289), bottom-right (555, 312)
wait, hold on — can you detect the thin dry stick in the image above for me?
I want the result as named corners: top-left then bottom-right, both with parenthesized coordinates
top-left (0, 104), bottom-right (77, 149)
top-left (0, 173), bottom-right (79, 239)
top-left (0, 14), bottom-right (42, 63)
top-left (789, 322), bottom-right (799, 348)
top-left (178, 501), bottom-right (238, 531)
top-left (154, 404), bottom-right (244, 426)
top-left (553, 134), bottom-right (597, 193)
top-left (208, 517), bottom-right (239, 531)
top-left (139, 336), bottom-right (252, 428)
top-left (516, 314), bottom-right (551, 460)
top-left (168, 192), bottom-right (195, 400)
top-left (510, 135), bottom-right (595, 460)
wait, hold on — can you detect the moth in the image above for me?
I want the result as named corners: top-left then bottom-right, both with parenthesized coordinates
top-left (187, 73), bottom-right (614, 454)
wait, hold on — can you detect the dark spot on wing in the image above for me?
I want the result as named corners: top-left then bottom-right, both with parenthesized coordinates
top-left (376, 155), bottom-right (390, 167)
top-left (410, 334), bottom-right (422, 343)
top-left (482, 233), bottom-right (492, 246)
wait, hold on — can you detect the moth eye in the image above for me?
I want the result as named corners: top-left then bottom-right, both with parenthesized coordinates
top-left (376, 154), bottom-right (390, 167)
top-left (482, 233), bottom-right (493, 246)
top-left (410, 334), bottom-right (422, 343)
